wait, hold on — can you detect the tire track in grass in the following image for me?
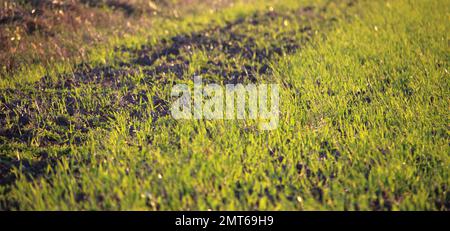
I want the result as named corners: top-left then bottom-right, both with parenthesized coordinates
top-left (1, 1), bottom-right (356, 146)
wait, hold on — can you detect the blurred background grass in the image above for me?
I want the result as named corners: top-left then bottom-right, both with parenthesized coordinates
top-left (0, 0), bottom-right (235, 79)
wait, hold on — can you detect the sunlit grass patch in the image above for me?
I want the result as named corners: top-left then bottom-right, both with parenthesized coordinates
top-left (0, 0), bottom-right (448, 210)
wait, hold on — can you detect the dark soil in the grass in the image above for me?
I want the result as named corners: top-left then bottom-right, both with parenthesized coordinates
top-left (1, 1), bottom-right (358, 145)
top-left (1, 4), bottom-right (345, 146)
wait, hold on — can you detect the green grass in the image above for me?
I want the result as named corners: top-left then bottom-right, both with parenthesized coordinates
top-left (0, 0), bottom-right (448, 210)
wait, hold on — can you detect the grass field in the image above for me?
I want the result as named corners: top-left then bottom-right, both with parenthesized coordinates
top-left (0, 0), bottom-right (449, 210)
